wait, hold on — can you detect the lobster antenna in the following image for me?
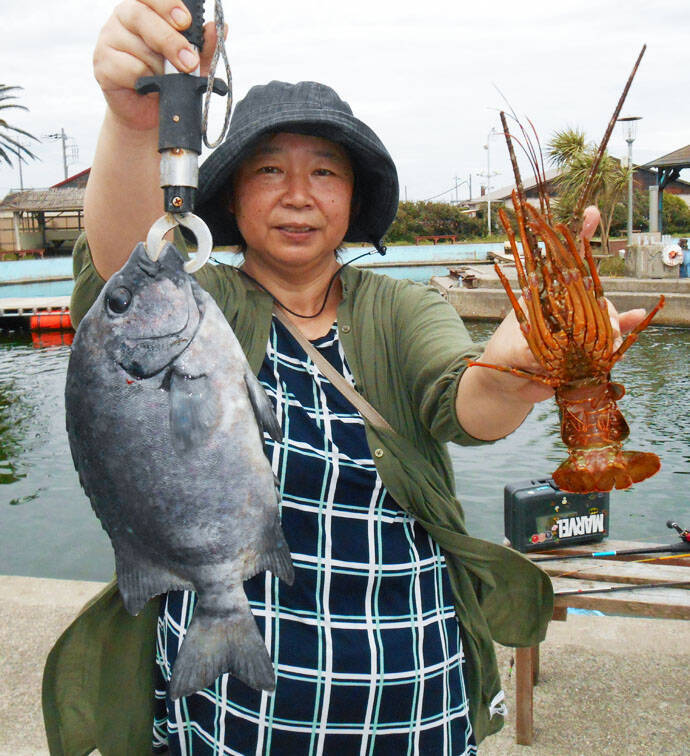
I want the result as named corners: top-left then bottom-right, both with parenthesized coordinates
top-left (499, 111), bottom-right (540, 252)
top-left (500, 111), bottom-right (527, 203)
top-left (571, 44), bottom-right (647, 229)
top-left (494, 84), bottom-right (552, 221)
top-left (525, 116), bottom-right (552, 220)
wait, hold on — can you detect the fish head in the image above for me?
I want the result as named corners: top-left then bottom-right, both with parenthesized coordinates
top-left (98, 241), bottom-right (201, 379)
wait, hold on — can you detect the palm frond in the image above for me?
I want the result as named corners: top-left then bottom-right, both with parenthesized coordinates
top-left (0, 85), bottom-right (40, 167)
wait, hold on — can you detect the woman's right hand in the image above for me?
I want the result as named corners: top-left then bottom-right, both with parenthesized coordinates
top-left (93, 0), bottom-right (220, 131)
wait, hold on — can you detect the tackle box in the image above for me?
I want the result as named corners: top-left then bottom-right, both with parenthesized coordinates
top-left (504, 477), bottom-right (610, 553)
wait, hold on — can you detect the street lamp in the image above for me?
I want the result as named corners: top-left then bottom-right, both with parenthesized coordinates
top-left (477, 128), bottom-right (500, 235)
top-left (617, 116), bottom-right (641, 247)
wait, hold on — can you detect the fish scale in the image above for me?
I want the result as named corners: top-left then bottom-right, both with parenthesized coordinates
top-left (65, 241), bottom-right (293, 699)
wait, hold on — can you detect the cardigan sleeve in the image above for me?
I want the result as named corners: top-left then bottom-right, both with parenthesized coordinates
top-left (70, 233), bottom-right (107, 329)
top-left (394, 282), bottom-right (491, 445)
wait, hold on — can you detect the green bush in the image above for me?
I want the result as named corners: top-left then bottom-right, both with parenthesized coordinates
top-left (597, 255), bottom-right (625, 276)
top-left (384, 201), bottom-right (485, 244)
top-left (662, 193), bottom-right (690, 234)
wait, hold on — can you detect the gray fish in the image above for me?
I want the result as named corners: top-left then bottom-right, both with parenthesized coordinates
top-left (65, 241), bottom-right (293, 699)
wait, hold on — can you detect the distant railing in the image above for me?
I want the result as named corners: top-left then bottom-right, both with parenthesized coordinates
top-left (0, 248), bottom-right (45, 261)
top-left (414, 235), bottom-right (457, 245)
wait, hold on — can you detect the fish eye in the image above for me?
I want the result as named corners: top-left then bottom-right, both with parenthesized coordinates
top-left (107, 286), bottom-right (132, 314)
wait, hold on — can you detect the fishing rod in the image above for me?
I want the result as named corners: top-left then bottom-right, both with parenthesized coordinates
top-left (555, 580), bottom-right (690, 597)
top-left (531, 520), bottom-right (690, 564)
top-left (136, 0), bottom-right (231, 273)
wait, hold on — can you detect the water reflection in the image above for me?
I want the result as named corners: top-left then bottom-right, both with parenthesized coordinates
top-left (457, 323), bottom-right (690, 545)
top-left (0, 321), bottom-right (687, 580)
top-left (0, 333), bottom-right (36, 486)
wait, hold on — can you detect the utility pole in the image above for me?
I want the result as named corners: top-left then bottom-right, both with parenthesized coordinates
top-left (618, 116), bottom-right (641, 247)
top-left (477, 128), bottom-right (500, 234)
top-left (45, 128), bottom-right (76, 181)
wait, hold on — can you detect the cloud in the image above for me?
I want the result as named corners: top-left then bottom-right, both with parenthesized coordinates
top-left (1, 0), bottom-right (689, 198)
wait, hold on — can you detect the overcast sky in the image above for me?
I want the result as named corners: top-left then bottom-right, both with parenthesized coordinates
top-left (2, 0), bottom-right (689, 202)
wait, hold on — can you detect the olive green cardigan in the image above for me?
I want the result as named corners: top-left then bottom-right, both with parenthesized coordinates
top-left (43, 236), bottom-right (553, 754)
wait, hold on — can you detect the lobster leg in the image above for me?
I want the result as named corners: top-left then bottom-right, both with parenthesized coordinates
top-left (505, 200), bottom-right (565, 361)
top-left (466, 360), bottom-right (558, 387)
top-left (531, 211), bottom-right (601, 355)
top-left (556, 223), bottom-right (609, 357)
top-left (575, 232), bottom-right (613, 363)
top-left (499, 206), bottom-right (562, 364)
top-left (610, 295), bottom-right (666, 365)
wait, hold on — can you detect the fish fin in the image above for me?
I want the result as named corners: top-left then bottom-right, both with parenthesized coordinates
top-left (244, 370), bottom-right (282, 443)
top-left (169, 371), bottom-right (220, 452)
top-left (256, 516), bottom-right (294, 585)
top-left (169, 591), bottom-right (275, 699)
top-left (115, 545), bottom-right (193, 615)
top-left (257, 543), bottom-right (295, 586)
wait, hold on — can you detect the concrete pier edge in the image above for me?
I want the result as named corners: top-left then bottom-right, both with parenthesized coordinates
top-left (2, 574), bottom-right (689, 755)
top-left (431, 274), bottom-right (690, 327)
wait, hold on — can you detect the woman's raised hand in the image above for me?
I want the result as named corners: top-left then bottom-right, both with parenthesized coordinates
top-left (93, 0), bottom-right (221, 131)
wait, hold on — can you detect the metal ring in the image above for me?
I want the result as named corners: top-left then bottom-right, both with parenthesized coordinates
top-left (178, 213), bottom-right (213, 273)
top-left (145, 212), bottom-right (213, 273)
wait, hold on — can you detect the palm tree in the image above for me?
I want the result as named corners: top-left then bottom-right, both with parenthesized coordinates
top-left (547, 128), bottom-right (628, 254)
top-left (0, 85), bottom-right (39, 168)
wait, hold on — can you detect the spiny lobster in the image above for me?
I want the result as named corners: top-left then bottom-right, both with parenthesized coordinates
top-left (470, 45), bottom-right (664, 493)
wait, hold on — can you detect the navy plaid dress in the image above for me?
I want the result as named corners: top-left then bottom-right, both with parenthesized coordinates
top-left (153, 317), bottom-right (476, 755)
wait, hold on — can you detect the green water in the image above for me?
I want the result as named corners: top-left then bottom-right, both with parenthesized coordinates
top-left (0, 324), bottom-right (688, 581)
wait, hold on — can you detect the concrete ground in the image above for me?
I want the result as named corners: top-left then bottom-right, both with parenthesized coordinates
top-left (2, 575), bottom-right (689, 755)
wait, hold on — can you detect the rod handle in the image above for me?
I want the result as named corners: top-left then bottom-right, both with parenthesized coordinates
top-left (180, 0), bottom-right (205, 50)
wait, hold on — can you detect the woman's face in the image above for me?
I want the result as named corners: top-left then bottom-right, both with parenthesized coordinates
top-left (231, 132), bottom-right (354, 276)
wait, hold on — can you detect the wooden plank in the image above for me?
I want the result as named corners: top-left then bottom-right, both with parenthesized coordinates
top-left (541, 558), bottom-right (690, 585)
top-left (515, 647), bottom-right (534, 745)
top-left (551, 578), bottom-right (690, 619)
top-left (531, 645), bottom-right (539, 685)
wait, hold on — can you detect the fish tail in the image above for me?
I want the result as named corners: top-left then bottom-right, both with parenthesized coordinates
top-left (169, 588), bottom-right (275, 699)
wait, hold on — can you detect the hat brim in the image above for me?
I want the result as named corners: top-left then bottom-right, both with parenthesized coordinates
top-left (196, 107), bottom-right (398, 248)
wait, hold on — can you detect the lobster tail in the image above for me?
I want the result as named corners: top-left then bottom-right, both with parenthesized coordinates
top-left (554, 381), bottom-right (661, 493)
top-left (553, 448), bottom-right (661, 493)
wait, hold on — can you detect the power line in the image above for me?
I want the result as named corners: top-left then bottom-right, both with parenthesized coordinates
top-left (420, 184), bottom-right (460, 202)
top-left (420, 176), bottom-right (471, 203)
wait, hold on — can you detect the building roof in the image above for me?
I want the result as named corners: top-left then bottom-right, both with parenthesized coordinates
top-left (0, 187), bottom-right (84, 213)
top-left (52, 168), bottom-right (90, 189)
top-left (467, 158), bottom-right (690, 208)
top-left (641, 145), bottom-right (690, 170)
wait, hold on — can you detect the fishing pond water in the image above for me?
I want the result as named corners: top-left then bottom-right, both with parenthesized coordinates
top-left (0, 323), bottom-right (688, 582)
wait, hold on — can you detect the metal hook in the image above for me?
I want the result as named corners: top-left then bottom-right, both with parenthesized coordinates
top-left (145, 212), bottom-right (213, 273)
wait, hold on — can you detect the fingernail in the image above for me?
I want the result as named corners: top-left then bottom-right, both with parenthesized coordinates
top-left (171, 7), bottom-right (189, 27)
top-left (178, 48), bottom-right (197, 69)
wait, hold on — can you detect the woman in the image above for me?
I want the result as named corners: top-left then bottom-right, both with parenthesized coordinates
top-left (48, 2), bottom-right (647, 753)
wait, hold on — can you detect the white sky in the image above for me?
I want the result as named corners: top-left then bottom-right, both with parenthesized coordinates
top-left (2, 0), bottom-right (689, 201)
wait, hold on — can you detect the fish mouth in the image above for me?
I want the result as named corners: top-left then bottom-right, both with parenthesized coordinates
top-left (128, 306), bottom-right (193, 343)
top-left (117, 298), bottom-right (202, 380)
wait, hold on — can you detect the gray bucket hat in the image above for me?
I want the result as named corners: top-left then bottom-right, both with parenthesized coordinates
top-left (196, 80), bottom-right (399, 251)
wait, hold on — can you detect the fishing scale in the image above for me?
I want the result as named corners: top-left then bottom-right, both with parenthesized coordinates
top-left (137, 0), bottom-right (231, 272)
